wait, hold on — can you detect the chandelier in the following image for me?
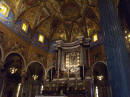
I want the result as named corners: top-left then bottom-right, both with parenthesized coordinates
top-left (9, 67), bottom-right (18, 74)
top-left (32, 74), bottom-right (38, 80)
top-left (97, 75), bottom-right (104, 81)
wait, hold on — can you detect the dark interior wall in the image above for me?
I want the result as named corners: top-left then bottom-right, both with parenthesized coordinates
top-left (118, 0), bottom-right (130, 29)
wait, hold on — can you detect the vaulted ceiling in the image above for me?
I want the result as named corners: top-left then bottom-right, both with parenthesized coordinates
top-left (4, 0), bottom-right (100, 43)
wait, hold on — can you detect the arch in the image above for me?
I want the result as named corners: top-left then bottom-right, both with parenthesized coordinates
top-left (26, 61), bottom-right (46, 79)
top-left (46, 66), bottom-right (55, 73)
top-left (4, 51), bottom-right (26, 69)
top-left (24, 61), bottom-right (45, 97)
top-left (3, 52), bottom-right (25, 83)
top-left (26, 61), bottom-right (46, 73)
top-left (92, 62), bottom-right (111, 97)
top-left (92, 61), bottom-right (107, 68)
top-left (2, 52), bottom-right (25, 97)
top-left (93, 61), bottom-right (108, 76)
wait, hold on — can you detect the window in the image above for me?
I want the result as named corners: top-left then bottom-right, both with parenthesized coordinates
top-left (93, 34), bottom-right (98, 42)
top-left (38, 34), bottom-right (44, 43)
top-left (0, 2), bottom-right (9, 17)
top-left (22, 23), bottom-right (28, 32)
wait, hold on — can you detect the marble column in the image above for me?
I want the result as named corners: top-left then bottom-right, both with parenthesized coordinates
top-left (56, 40), bottom-right (63, 78)
top-left (57, 48), bottom-right (62, 78)
top-left (98, 0), bottom-right (130, 97)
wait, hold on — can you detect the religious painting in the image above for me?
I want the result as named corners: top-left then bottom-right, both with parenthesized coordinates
top-left (64, 51), bottom-right (80, 74)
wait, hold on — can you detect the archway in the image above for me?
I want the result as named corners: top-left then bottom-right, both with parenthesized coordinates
top-left (23, 62), bottom-right (45, 97)
top-left (2, 53), bottom-right (24, 97)
top-left (93, 62), bottom-right (111, 97)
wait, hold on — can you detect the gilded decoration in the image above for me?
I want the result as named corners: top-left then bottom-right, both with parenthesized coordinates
top-left (0, 0), bottom-right (106, 74)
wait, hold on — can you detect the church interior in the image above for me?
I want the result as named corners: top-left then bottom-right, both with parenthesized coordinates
top-left (0, 0), bottom-right (130, 97)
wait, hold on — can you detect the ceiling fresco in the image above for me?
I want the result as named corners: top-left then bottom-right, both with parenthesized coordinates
top-left (2, 0), bottom-right (101, 52)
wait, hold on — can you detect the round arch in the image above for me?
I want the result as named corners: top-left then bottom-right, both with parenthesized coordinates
top-left (2, 52), bottom-right (25, 97)
top-left (4, 51), bottom-right (26, 69)
top-left (24, 61), bottom-right (45, 97)
top-left (92, 61), bottom-right (108, 79)
top-left (26, 61), bottom-right (46, 79)
top-left (46, 66), bottom-right (55, 73)
top-left (92, 61), bottom-right (107, 69)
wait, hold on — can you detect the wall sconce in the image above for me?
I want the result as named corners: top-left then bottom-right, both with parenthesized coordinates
top-left (32, 74), bottom-right (38, 80)
top-left (97, 75), bottom-right (104, 81)
top-left (9, 67), bottom-right (18, 74)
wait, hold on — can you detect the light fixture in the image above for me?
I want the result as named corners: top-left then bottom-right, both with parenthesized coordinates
top-left (125, 36), bottom-right (127, 40)
top-left (128, 34), bottom-right (130, 38)
top-left (9, 67), bottom-right (18, 74)
top-left (97, 75), bottom-right (104, 81)
top-left (125, 30), bottom-right (127, 34)
top-left (32, 74), bottom-right (38, 80)
top-left (22, 23), bottom-right (28, 32)
top-left (128, 39), bottom-right (130, 42)
top-left (0, 3), bottom-right (8, 16)
top-left (38, 34), bottom-right (44, 43)
top-left (93, 34), bottom-right (98, 42)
